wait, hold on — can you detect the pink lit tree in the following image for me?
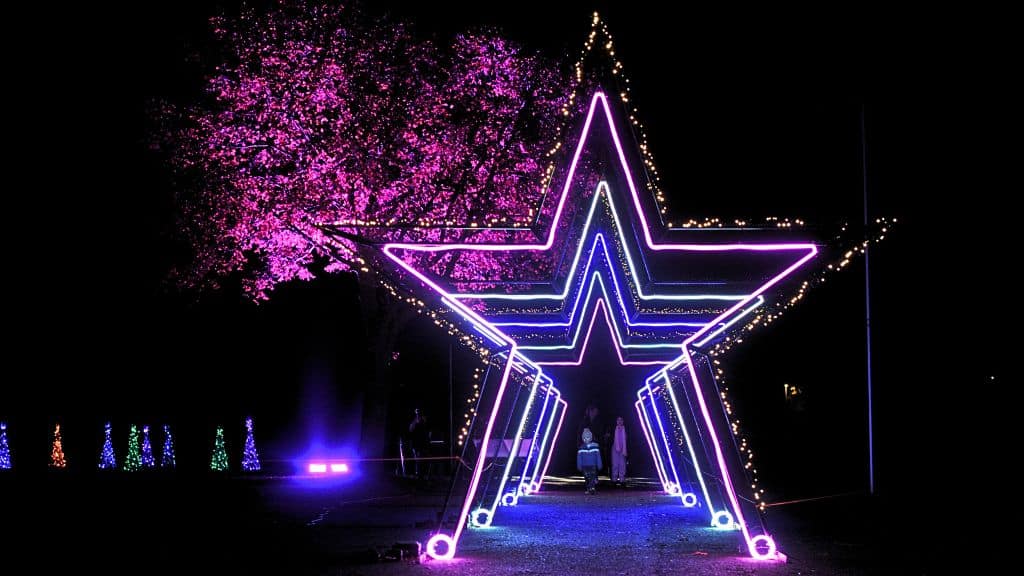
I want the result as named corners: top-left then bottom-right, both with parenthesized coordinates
top-left (154, 0), bottom-right (577, 301)
top-left (154, 1), bottom-right (595, 456)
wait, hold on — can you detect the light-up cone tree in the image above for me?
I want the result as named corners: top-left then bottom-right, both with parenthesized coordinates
top-left (161, 425), bottom-right (176, 468)
top-left (0, 422), bottom-right (11, 469)
top-left (210, 427), bottom-right (229, 472)
top-left (123, 424), bottom-right (141, 472)
top-left (241, 417), bottom-right (260, 472)
top-left (50, 423), bottom-right (66, 468)
top-left (140, 426), bottom-right (155, 468)
top-left (98, 422), bottom-right (117, 470)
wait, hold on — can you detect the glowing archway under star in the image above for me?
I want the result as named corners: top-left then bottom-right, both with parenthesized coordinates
top-left (381, 91), bottom-right (816, 562)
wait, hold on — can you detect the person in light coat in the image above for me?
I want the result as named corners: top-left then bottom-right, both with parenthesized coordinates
top-left (611, 416), bottom-right (628, 485)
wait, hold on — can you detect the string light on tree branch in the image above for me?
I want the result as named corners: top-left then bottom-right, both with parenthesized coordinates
top-left (699, 218), bottom-right (894, 514)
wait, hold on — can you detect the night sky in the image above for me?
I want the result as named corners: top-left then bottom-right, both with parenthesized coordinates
top-left (3, 1), bottom-right (1009, 536)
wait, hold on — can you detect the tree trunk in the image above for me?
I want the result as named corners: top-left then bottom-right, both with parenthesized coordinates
top-left (355, 246), bottom-right (416, 459)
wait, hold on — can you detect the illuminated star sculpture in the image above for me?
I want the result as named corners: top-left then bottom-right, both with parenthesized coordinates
top-left (382, 92), bottom-right (816, 561)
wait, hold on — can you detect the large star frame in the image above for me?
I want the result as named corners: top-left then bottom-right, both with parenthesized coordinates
top-left (382, 92), bottom-right (816, 561)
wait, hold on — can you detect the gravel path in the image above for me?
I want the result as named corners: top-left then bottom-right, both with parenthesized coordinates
top-left (338, 490), bottom-right (871, 575)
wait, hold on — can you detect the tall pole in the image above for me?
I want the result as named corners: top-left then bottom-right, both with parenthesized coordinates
top-left (449, 342), bottom-right (454, 466)
top-left (861, 104), bottom-right (875, 495)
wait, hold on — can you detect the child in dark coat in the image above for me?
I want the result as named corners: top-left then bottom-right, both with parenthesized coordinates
top-left (577, 428), bottom-right (602, 494)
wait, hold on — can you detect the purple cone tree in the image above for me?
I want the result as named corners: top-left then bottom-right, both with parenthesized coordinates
top-left (161, 425), bottom-right (176, 469)
top-left (98, 422), bottom-right (117, 470)
top-left (0, 422), bottom-right (11, 470)
top-left (241, 417), bottom-right (260, 472)
top-left (141, 426), bottom-right (155, 468)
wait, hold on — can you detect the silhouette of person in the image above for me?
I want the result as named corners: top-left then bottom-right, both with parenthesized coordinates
top-left (578, 404), bottom-right (604, 447)
top-left (408, 408), bottom-right (429, 479)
